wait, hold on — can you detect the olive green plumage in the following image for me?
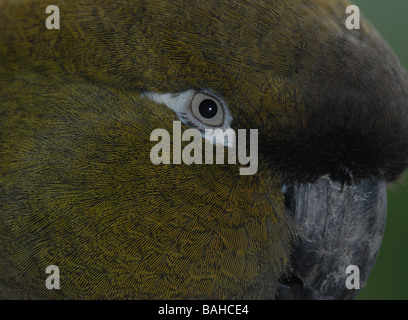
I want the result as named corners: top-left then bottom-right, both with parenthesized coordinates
top-left (1, 0), bottom-right (296, 299)
top-left (1, 0), bottom-right (408, 299)
top-left (0, 71), bottom-right (291, 298)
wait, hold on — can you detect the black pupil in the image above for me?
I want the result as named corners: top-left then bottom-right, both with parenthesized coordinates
top-left (198, 99), bottom-right (218, 119)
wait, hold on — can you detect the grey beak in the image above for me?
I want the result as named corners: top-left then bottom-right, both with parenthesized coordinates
top-left (278, 176), bottom-right (387, 300)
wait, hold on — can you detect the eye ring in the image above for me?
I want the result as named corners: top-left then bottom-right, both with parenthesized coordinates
top-left (190, 92), bottom-right (224, 127)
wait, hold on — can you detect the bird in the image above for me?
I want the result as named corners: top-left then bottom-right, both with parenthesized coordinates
top-left (1, 0), bottom-right (408, 299)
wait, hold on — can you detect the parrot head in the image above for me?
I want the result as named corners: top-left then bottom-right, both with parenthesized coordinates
top-left (1, 0), bottom-right (408, 299)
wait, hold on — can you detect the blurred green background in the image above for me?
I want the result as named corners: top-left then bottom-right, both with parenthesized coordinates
top-left (352, 0), bottom-right (408, 300)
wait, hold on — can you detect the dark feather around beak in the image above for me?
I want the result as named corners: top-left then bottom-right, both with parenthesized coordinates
top-left (278, 176), bottom-right (387, 299)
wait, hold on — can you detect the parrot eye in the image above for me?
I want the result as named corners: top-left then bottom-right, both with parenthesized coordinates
top-left (142, 89), bottom-right (232, 138)
top-left (199, 99), bottom-right (218, 119)
top-left (190, 92), bottom-right (224, 126)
